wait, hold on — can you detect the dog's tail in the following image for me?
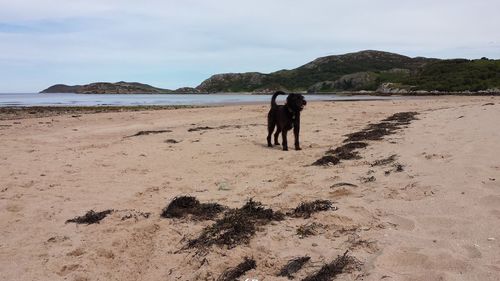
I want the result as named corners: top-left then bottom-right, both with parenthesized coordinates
top-left (271, 91), bottom-right (285, 108)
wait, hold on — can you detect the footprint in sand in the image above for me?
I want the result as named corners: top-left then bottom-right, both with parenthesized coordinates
top-left (382, 251), bottom-right (471, 273)
top-left (6, 204), bottom-right (23, 213)
top-left (422, 152), bottom-right (453, 162)
top-left (389, 182), bottom-right (436, 201)
top-left (479, 195), bottom-right (500, 208)
top-left (416, 216), bottom-right (462, 233)
top-left (66, 248), bottom-right (86, 257)
top-left (329, 187), bottom-right (353, 198)
top-left (278, 177), bottom-right (297, 190)
top-left (57, 264), bottom-right (80, 276)
top-left (462, 244), bottom-right (482, 259)
top-left (490, 209), bottom-right (500, 219)
top-left (388, 215), bottom-right (416, 231)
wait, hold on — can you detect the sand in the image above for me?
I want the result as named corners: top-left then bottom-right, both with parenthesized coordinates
top-left (0, 96), bottom-right (499, 280)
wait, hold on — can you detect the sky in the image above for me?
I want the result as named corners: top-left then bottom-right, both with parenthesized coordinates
top-left (0, 0), bottom-right (499, 92)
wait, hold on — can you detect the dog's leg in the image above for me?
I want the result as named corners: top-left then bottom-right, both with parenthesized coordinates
top-left (293, 116), bottom-right (301, 150)
top-left (267, 118), bottom-right (275, 147)
top-left (282, 129), bottom-right (288, 151)
top-left (274, 127), bottom-right (281, 145)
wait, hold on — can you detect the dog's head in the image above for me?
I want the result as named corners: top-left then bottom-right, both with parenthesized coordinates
top-left (286, 93), bottom-right (307, 112)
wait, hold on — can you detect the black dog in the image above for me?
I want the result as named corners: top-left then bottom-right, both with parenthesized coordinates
top-left (267, 91), bottom-right (307, 151)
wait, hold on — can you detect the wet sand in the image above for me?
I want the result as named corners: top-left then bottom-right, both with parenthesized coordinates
top-left (0, 96), bottom-right (499, 280)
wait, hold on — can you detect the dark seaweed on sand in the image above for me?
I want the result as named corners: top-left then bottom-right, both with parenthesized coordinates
top-left (278, 256), bottom-right (311, 279)
top-left (343, 127), bottom-right (393, 142)
top-left (326, 142), bottom-right (368, 160)
top-left (291, 200), bottom-right (335, 218)
top-left (371, 154), bottom-right (398, 166)
top-left (126, 129), bottom-right (172, 138)
top-left (313, 112), bottom-right (418, 166)
top-left (161, 196), bottom-right (225, 220)
top-left (66, 209), bottom-right (113, 224)
top-left (330, 182), bottom-right (358, 188)
top-left (302, 251), bottom-right (357, 281)
top-left (187, 199), bottom-right (284, 251)
top-left (382, 111), bottom-right (419, 123)
top-left (344, 112), bottom-right (419, 143)
top-left (188, 126), bottom-right (214, 132)
top-left (312, 155), bottom-right (340, 166)
top-left (217, 257), bottom-right (256, 281)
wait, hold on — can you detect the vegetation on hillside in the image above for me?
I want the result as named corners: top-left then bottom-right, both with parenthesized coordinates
top-left (410, 59), bottom-right (500, 91)
top-left (196, 51), bottom-right (500, 93)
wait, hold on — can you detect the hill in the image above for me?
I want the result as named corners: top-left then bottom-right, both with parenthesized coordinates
top-left (196, 50), bottom-right (500, 93)
top-left (41, 51), bottom-right (500, 94)
top-left (41, 82), bottom-right (173, 94)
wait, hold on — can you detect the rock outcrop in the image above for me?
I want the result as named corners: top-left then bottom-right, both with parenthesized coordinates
top-left (174, 87), bottom-right (201, 93)
top-left (308, 72), bottom-right (377, 92)
top-left (376, 83), bottom-right (411, 94)
top-left (196, 72), bottom-right (267, 93)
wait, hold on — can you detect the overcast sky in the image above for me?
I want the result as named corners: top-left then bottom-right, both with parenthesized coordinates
top-left (0, 0), bottom-right (499, 92)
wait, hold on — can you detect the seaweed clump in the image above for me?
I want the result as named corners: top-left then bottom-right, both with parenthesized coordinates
top-left (297, 222), bottom-right (324, 238)
top-left (161, 196), bottom-right (225, 220)
top-left (291, 200), bottom-right (335, 219)
top-left (217, 257), bottom-right (256, 281)
top-left (302, 251), bottom-right (358, 281)
top-left (66, 209), bottom-right (113, 224)
top-left (326, 142), bottom-right (368, 160)
top-left (187, 199), bottom-right (284, 251)
top-left (188, 126), bottom-right (214, 132)
top-left (126, 129), bottom-right (172, 138)
top-left (278, 256), bottom-right (311, 279)
top-left (312, 155), bottom-right (340, 166)
top-left (344, 112), bottom-right (419, 143)
top-left (371, 154), bottom-right (398, 166)
top-left (313, 112), bottom-right (418, 166)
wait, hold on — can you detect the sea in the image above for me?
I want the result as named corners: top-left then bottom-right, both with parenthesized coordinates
top-left (0, 93), bottom-right (402, 107)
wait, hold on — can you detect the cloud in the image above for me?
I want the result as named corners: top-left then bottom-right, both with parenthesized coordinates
top-left (0, 0), bottom-right (499, 92)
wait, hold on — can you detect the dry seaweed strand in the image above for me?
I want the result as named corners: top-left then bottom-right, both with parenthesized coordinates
top-left (313, 112), bottom-right (418, 166)
top-left (217, 257), bottom-right (256, 281)
top-left (330, 182), bottom-right (358, 188)
top-left (161, 196), bottom-right (225, 220)
top-left (296, 222), bottom-right (326, 238)
top-left (371, 154), bottom-right (398, 166)
top-left (125, 129), bottom-right (172, 138)
top-left (188, 126), bottom-right (214, 132)
top-left (278, 256), bottom-right (311, 279)
top-left (187, 199), bottom-right (284, 252)
top-left (312, 155), bottom-right (340, 166)
top-left (301, 251), bottom-right (357, 281)
top-left (326, 142), bottom-right (368, 160)
top-left (66, 209), bottom-right (113, 224)
top-left (291, 200), bottom-right (335, 219)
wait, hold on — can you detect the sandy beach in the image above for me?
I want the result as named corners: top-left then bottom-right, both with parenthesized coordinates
top-left (1, 96), bottom-right (499, 281)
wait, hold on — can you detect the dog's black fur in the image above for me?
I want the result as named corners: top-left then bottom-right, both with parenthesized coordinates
top-left (267, 91), bottom-right (307, 151)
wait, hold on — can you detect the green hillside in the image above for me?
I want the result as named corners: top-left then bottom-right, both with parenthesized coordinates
top-left (196, 51), bottom-right (500, 93)
top-left (410, 59), bottom-right (500, 91)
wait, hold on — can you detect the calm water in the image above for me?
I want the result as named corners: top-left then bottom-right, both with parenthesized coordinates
top-left (0, 93), bottom-right (401, 107)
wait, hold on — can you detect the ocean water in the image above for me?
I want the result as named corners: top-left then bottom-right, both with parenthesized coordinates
top-left (0, 93), bottom-right (401, 107)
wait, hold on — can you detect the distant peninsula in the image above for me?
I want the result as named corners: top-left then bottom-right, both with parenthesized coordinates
top-left (41, 50), bottom-right (500, 94)
top-left (40, 81), bottom-right (201, 94)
